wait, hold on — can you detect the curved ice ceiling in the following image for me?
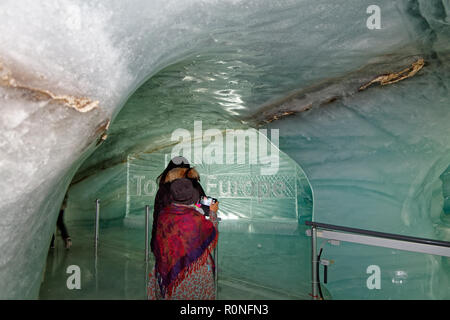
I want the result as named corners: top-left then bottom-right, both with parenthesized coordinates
top-left (0, 0), bottom-right (449, 299)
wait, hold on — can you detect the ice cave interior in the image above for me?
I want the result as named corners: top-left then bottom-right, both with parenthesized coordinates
top-left (0, 0), bottom-right (449, 299)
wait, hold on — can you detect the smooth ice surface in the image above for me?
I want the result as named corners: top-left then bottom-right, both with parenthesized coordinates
top-left (39, 220), bottom-right (310, 300)
top-left (0, 0), bottom-right (449, 299)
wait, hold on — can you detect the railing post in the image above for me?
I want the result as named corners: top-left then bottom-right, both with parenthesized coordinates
top-left (214, 217), bottom-right (221, 299)
top-left (95, 199), bottom-right (100, 250)
top-left (94, 198), bottom-right (100, 292)
top-left (145, 205), bottom-right (150, 263)
top-left (145, 205), bottom-right (150, 299)
top-left (311, 225), bottom-right (318, 300)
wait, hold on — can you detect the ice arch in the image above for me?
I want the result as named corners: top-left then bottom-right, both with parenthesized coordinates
top-left (60, 59), bottom-right (314, 299)
top-left (0, 0), bottom-right (449, 299)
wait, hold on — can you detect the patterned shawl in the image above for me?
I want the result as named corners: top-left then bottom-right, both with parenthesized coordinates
top-left (153, 203), bottom-right (218, 298)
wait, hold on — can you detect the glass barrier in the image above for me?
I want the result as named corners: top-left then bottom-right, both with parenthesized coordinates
top-left (306, 224), bottom-right (450, 299)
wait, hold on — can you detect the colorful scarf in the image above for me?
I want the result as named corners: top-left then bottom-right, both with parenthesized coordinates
top-left (153, 203), bottom-right (218, 298)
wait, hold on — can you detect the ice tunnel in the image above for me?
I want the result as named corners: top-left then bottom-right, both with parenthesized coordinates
top-left (0, 0), bottom-right (449, 300)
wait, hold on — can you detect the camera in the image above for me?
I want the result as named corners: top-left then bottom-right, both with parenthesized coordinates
top-left (199, 196), bottom-right (217, 207)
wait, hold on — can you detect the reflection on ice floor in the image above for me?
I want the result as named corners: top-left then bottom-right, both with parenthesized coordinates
top-left (39, 221), bottom-right (147, 300)
top-left (39, 220), bottom-right (310, 300)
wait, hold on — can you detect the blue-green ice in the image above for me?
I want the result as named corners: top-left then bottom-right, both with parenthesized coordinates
top-left (0, 0), bottom-right (449, 299)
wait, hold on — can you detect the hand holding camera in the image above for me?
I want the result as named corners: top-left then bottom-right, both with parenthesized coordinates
top-left (209, 200), bottom-right (219, 213)
top-left (199, 196), bottom-right (219, 213)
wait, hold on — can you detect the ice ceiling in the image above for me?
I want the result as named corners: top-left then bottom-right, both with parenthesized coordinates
top-left (0, 0), bottom-right (449, 299)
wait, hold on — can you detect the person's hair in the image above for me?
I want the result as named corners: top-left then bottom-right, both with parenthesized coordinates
top-left (156, 157), bottom-right (190, 187)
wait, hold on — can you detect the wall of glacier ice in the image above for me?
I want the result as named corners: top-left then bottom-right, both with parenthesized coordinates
top-left (64, 61), bottom-right (315, 297)
top-left (0, 0), bottom-right (449, 299)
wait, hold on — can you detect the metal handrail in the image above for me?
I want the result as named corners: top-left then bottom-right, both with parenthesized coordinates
top-left (305, 221), bottom-right (450, 248)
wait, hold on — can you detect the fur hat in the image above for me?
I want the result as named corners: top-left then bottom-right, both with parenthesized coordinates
top-left (170, 178), bottom-right (199, 205)
top-left (164, 167), bottom-right (200, 184)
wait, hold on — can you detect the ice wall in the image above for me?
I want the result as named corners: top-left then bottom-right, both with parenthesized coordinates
top-left (271, 61), bottom-right (450, 298)
top-left (0, 0), bottom-right (449, 299)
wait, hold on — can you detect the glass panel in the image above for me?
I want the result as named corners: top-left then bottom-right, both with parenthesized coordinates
top-left (313, 238), bottom-right (450, 299)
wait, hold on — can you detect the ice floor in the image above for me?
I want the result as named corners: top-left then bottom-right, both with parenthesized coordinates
top-left (39, 220), bottom-right (311, 300)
